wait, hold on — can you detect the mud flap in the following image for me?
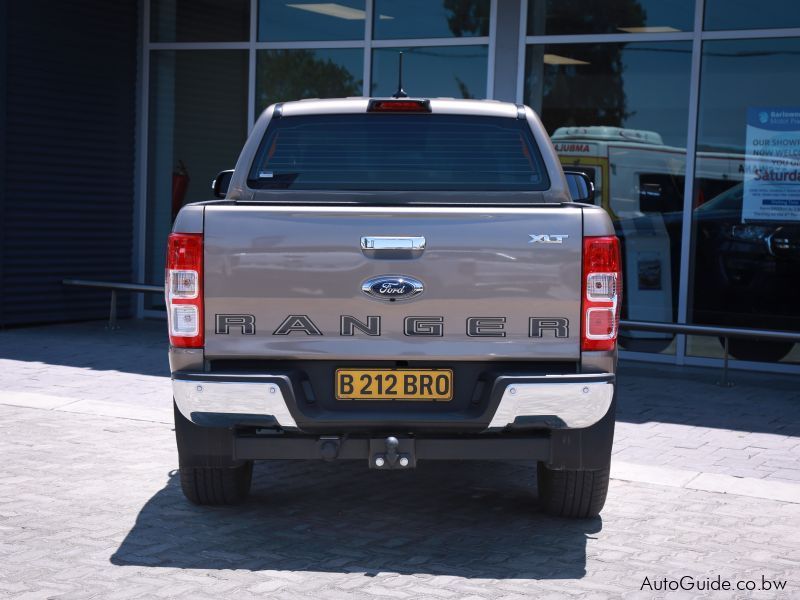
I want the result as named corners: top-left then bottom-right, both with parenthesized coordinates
top-left (547, 391), bottom-right (616, 471)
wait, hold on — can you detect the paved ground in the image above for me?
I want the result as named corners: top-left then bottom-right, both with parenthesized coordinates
top-left (0, 320), bottom-right (799, 598)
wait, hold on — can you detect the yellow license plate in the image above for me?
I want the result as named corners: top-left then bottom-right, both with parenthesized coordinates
top-left (335, 369), bottom-right (453, 401)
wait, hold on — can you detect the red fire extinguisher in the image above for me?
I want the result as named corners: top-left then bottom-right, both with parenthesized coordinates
top-left (171, 160), bottom-right (190, 221)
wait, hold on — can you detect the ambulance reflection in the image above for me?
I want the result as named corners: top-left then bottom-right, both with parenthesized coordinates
top-left (692, 183), bottom-right (800, 362)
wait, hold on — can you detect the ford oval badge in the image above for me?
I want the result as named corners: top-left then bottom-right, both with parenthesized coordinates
top-left (361, 275), bottom-right (424, 302)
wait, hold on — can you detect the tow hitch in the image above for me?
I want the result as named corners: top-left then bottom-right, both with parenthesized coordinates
top-left (370, 436), bottom-right (416, 469)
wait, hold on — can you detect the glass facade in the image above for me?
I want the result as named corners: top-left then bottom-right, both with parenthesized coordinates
top-left (373, 0), bottom-right (490, 39)
top-left (371, 46), bottom-right (488, 98)
top-left (140, 0), bottom-right (800, 370)
top-left (524, 40), bottom-right (692, 354)
top-left (704, 0), bottom-right (800, 31)
top-left (688, 37), bottom-right (800, 364)
top-left (256, 49), bottom-right (364, 113)
top-left (527, 0), bottom-right (695, 35)
top-left (258, 0), bottom-right (365, 42)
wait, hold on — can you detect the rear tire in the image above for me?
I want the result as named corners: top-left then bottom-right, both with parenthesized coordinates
top-left (179, 462), bottom-right (253, 506)
top-left (537, 463), bottom-right (610, 518)
top-left (174, 400), bottom-right (253, 505)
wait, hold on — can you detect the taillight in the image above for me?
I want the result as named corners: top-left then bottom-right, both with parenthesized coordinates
top-left (582, 236), bottom-right (622, 351)
top-left (367, 99), bottom-right (431, 113)
top-left (165, 233), bottom-right (203, 348)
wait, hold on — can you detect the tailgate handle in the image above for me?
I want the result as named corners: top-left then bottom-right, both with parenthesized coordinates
top-left (361, 236), bottom-right (426, 251)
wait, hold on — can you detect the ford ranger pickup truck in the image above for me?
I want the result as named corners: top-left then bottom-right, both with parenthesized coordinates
top-left (167, 97), bottom-right (620, 518)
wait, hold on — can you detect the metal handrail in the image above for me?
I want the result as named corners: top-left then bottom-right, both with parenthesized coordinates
top-left (619, 319), bottom-right (800, 386)
top-left (63, 279), bottom-right (164, 329)
top-left (620, 320), bottom-right (800, 343)
top-left (62, 279), bottom-right (164, 294)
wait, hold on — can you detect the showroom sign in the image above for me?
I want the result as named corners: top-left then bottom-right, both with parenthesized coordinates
top-left (744, 107), bottom-right (800, 222)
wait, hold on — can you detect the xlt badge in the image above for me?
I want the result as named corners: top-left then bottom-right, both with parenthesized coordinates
top-left (361, 275), bottom-right (424, 302)
top-left (529, 234), bottom-right (569, 244)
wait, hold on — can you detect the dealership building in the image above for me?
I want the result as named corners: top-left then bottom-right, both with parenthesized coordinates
top-left (1, 0), bottom-right (799, 372)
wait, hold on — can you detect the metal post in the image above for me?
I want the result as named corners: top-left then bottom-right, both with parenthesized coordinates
top-left (107, 289), bottom-right (119, 331)
top-left (717, 336), bottom-right (734, 387)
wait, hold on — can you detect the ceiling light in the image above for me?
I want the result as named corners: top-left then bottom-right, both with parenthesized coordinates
top-left (618, 26), bottom-right (681, 33)
top-left (543, 54), bottom-right (590, 66)
top-left (287, 3), bottom-right (365, 20)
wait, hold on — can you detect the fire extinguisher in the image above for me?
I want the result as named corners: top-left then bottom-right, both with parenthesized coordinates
top-left (171, 160), bottom-right (190, 221)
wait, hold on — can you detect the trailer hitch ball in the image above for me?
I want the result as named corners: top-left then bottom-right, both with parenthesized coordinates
top-left (370, 436), bottom-right (414, 469)
top-left (386, 436), bottom-right (399, 465)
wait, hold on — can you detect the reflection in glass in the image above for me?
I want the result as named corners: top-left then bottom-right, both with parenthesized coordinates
top-left (527, 0), bottom-right (694, 36)
top-left (151, 0), bottom-right (250, 42)
top-left (525, 42), bottom-right (692, 353)
top-left (525, 43), bottom-right (692, 148)
top-left (704, 0), bottom-right (800, 31)
top-left (258, 0), bottom-right (365, 42)
top-left (146, 51), bottom-right (248, 305)
top-left (373, 0), bottom-right (489, 39)
top-left (372, 46), bottom-right (487, 99)
top-left (255, 49), bottom-right (363, 113)
top-left (689, 38), bottom-right (800, 363)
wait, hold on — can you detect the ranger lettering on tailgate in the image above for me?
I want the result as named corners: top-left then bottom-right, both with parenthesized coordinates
top-left (214, 314), bottom-right (571, 338)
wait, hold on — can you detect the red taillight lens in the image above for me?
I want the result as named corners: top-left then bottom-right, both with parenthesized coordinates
top-left (166, 233), bottom-right (203, 348)
top-left (582, 236), bottom-right (622, 351)
top-left (367, 99), bottom-right (431, 113)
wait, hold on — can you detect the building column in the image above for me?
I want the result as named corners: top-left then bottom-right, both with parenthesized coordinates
top-left (492, 0), bottom-right (523, 103)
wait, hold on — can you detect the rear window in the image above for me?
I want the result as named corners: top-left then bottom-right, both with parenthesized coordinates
top-left (248, 113), bottom-right (550, 192)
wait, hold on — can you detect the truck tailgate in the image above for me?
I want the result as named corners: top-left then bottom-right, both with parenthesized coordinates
top-left (204, 204), bottom-right (583, 361)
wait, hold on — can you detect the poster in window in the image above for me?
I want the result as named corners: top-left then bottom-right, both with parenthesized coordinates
top-left (743, 107), bottom-right (800, 222)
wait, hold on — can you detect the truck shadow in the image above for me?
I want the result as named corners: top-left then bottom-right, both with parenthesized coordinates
top-left (111, 460), bottom-right (599, 579)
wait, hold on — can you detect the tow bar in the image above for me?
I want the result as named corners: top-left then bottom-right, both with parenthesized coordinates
top-left (370, 436), bottom-right (416, 469)
top-left (234, 433), bottom-right (549, 464)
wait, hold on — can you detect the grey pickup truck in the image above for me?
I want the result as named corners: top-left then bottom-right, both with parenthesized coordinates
top-left (166, 97), bottom-right (621, 518)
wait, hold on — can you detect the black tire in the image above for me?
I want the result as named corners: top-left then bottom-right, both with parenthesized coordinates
top-left (537, 463), bottom-right (610, 518)
top-left (720, 337), bottom-right (793, 363)
top-left (179, 462), bottom-right (253, 506)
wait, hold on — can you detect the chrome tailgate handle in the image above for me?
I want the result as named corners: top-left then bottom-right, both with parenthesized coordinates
top-left (361, 236), bottom-right (426, 251)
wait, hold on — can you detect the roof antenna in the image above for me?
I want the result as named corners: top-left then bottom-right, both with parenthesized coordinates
top-left (392, 51), bottom-right (408, 99)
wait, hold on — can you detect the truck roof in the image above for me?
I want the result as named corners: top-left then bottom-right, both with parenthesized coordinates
top-left (277, 97), bottom-right (520, 119)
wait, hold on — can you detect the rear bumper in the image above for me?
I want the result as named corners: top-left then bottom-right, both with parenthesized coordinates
top-left (172, 371), bottom-right (614, 432)
top-left (173, 375), bottom-right (298, 429)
